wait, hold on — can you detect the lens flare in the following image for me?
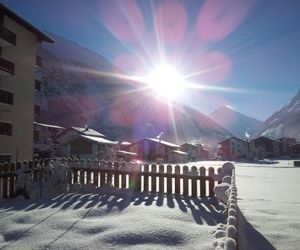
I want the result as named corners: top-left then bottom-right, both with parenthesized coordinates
top-left (144, 64), bottom-right (186, 100)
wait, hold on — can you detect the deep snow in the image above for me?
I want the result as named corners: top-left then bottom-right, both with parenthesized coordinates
top-left (0, 188), bottom-right (224, 249)
top-left (1, 160), bottom-right (299, 250)
top-left (234, 161), bottom-right (300, 250)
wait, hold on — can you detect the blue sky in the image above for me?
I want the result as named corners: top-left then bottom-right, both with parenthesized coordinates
top-left (2, 0), bottom-right (300, 121)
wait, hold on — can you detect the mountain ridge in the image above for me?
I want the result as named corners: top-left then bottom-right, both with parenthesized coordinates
top-left (209, 105), bottom-right (262, 140)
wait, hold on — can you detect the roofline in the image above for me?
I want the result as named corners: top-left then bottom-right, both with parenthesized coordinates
top-left (0, 3), bottom-right (54, 43)
top-left (218, 136), bottom-right (249, 144)
top-left (251, 136), bottom-right (281, 143)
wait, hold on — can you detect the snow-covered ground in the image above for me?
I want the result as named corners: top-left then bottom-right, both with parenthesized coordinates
top-left (234, 161), bottom-right (300, 250)
top-left (1, 159), bottom-right (299, 250)
top-left (0, 188), bottom-right (224, 250)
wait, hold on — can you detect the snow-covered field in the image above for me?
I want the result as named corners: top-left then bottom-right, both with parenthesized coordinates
top-left (234, 160), bottom-right (300, 250)
top-left (0, 188), bottom-right (224, 250)
top-left (1, 159), bottom-right (299, 250)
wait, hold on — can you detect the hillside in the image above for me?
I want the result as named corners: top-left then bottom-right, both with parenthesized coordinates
top-left (210, 106), bottom-right (262, 140)
top-left (37, 33), bottom-right (231, 146)
top-left (259, 89), bottom-right (300, 140)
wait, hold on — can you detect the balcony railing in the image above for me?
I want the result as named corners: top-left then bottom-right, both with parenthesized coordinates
top-left (0, 56), bottom-right (14, 76)
top-left (36, 55), bottom-right (42, 67)
top-left (0, 26), bottom-right (16, 47)
top-left (34, 104), bottom-right (40, 116)
top-left (35, 80), bottom-right (41, 91)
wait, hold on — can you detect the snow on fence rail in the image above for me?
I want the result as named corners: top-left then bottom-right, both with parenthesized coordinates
top-left (0, 159), bottom-right (222, 199)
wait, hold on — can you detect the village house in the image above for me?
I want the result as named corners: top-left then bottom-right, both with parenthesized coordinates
top-left (58, 126), bottom-right (116, 160)
top-left (33, 122), bottom-right (65, 157)
top-left (218, 137), bottom-right (250, 160)
top-left (249, 136), bottom-right (281, 159)
top-left (180, 143), bottom-right (198, 161)
top-left (0, 3), bottom-right (54, 162)
top-left (278, 137), bottom-right (297, 156)
top-left (291, 142), bottom-right (300, 158)
top-left (124, 137), bottom-right (186, 163)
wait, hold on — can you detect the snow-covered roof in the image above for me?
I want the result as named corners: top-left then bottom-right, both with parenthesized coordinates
top-left (117, 150), bottom-right (137, 156)
top-left (169, 150), bottom-right (188, 155)
top-left (34, 122), bottom-right (64, 129)
top-left (72, 127), bottom-right (105, 137)
top-left (81, 135), bottom-right (116, 145)
top-left (120, 141), bottom-right (131, 146)
top-left (146, 138), bottom-right (180, 148)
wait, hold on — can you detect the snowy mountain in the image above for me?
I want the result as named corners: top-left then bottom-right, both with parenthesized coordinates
top-left (259, 89), bottom-right (300, 140)
top-left (37, 33), bottom-right (231, 146)
top-left (209, 106), bottom-right (262, 140)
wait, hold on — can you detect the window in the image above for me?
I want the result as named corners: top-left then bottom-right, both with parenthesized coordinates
top-left (0, 121), bottom-right (13, 135)
top-left (0, 154), bottom-right (11, 163)
top-left (0, 89), bottom-right (13, 105)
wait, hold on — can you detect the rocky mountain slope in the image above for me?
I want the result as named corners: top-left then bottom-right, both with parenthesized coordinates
top-left (210, 106), bottom-right (262, 140)
top-left (37, 33), bottom-right (232, 146)
top-left (259, 89), bottom-right (300, 140)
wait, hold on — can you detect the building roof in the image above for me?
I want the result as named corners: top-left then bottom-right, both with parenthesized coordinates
top-left (146, 138), bottom-right (180, 148)
top-left (218, 136), bottom-right (249, 144)
top-left (181, 142), bottom-right (198, 148)
top-left (0, 3), bottom-right (54, 43)
top-left (120, 141), bottom-right (131, 146)
top-left (117, 150), bottom-right (137, 156)
top-left (169, 150), bottom-right (188, 155)
top-left (80, 135), bottom-right (116, 145)
top-left (72, 127), bottom-right (105, 137)
top-left (34, 122), bottom-right (64, 130)
top-left (251, 136), bottom-right (281, 143)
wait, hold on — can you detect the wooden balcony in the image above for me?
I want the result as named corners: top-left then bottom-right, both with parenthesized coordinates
top-left (36, 55), bottom-right (42, 67)
top-left (0, 56), bottom-right (14, 76)
top-left (0, 26), bottom-right (16, 47)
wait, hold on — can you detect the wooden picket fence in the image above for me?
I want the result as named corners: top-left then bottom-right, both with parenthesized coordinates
top-left (0, 159), bottom-right (221, 199)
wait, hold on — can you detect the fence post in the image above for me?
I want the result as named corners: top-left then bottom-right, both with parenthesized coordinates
top-left (209, 167), bottom-right (215, 197)
top-left (159, 164), bottom-right (164, 193)
top-left (121, 161), bottom-right (127, 189)
top-left (143, 164), bottom-right (149, 192)
top-left (200, 167), bottom-right (206, 197)
top-left (151, 164), bottom-right (157, 193)
top-left (129, 165), bottom-right (141, 192)
top-left (175, 165), bottom-right (180, 195)
top-left (166, 164), bottom-right (172, 194)
top-left (107, 161), bottom-right (113, 185)
top-left (2, 163), bottom-right (9, 199)
top-left (93, 160), bottom-right (99, 187)
top-left (9, 162), bottom-right (16, 198)
top-left (183, 165), bottom-right (189, 196)
top-left (191, 166), bottom-right (198, 197)
top-left (217, 168), bottom-right (222, 184)
top-left (86, 159), bottom-right (92, 184)
top-left (114, 162), bottom-right (120, 188)
top-left (100, 160), bottom-right (106, 187)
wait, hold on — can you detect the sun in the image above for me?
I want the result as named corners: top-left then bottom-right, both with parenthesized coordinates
top-left (144, 64), bottom-right (186, 100)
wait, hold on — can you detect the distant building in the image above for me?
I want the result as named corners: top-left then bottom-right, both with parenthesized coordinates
top-left (218, 137), bottom-right (249, 160)
top-left (0, 3), bottom-right (54, 162)
top-left (291, 143), bottom-right (300, 157)
top-left (33, 122), bottom-right (64, 157)
top-left (167, 150), bottom-right (188, 163)
top-left (180, 143), bottom-right (198, 161)
top-left (278, 137), bottom-right (297, 156)
top-left (125, 138), bottom-right (180, 162)
top-left (58, 126), bottom-right (116, 159)
top-left (250, 136), bottom-right (281, 159)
